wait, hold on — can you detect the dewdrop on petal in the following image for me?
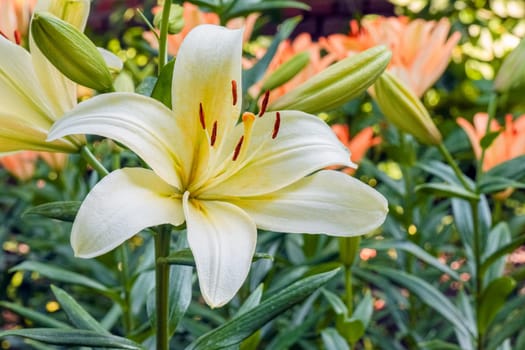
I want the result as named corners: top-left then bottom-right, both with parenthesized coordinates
top-left (373, 71), bottom-right (442, 145)
top-left (268, 45), bottom-right (391, 114)
top-left (31, 12), bottom-right (114, 92)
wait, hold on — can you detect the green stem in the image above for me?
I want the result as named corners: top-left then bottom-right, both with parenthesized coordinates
top-left (476, 93), bottom-right (498, 182)
top-left (471, 201), bottom-right (483, 350)
top-left (437, 142), bottom-right (473, 191)
top-left (157, 0), bottom-right (173, 72)
top-left (80, 145), bottom-right (109, 177)
top-left (338, 236), bottom-right (361, 312)
top-left (154, 227), bottom-right (171, 350)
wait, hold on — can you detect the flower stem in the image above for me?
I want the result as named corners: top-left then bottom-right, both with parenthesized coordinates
top-left (154, 227), bottom-right (171, 350)
top-left (80, 145), bottom-right (109, 177)
top-left (157, 0), bottom-right (173, 71)
top-left (471, 201), bottom-right (484, 350)
top-left (476, 93), bottom-right (498, 182)
top-left (437, 142), bottom-right (473, 191)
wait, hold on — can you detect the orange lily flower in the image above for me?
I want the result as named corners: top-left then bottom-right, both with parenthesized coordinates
top-left (143, 3), bottom-right (258, 56)
top-left (0, 0), bottom-right (35, 43)
top-left (39, 152), bottom-right (68, 171)
top-left (321, 16), bottom-right (461, 98)
top-left (331, 124), bottom-right (381, 174)
top-left (0, 151), bottom-right (38, 181)
top-left (457, 113), bottom-right (525, 171)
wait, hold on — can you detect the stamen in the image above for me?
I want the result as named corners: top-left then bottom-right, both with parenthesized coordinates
top-left (259, 90), bottom-right (270, 117)
top-left (210, 121), bottom-right (218, 146)
top-left (232, 136), bottom-right (244, 161)
top-left (231, 80), bottom-right (238, 106)
top-left (272, 112), bottom-right (281, 139)
top-left (14, 30), bottom-right (21, 45)
top-left (0, 30), bottom-right (8, 40)
top-left (199, 103), bottom-right (206, 129)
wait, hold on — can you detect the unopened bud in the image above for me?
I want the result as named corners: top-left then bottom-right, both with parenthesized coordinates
top-left (261, 51), bottom-right (310, 92)
top-left (374, 71), bottom-right (442, 145)
top-left (154, 4), bottom-right (184, 35)
top-left (493, 38), bottom-right (525, 93)
top-left (268, 45), bottom-right (391, 114)
top-left (31, 12), bottom-right (114, 92)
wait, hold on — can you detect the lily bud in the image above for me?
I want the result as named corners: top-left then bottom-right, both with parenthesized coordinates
top-left (493, 38), bottom-right (525, 93)
top-left (373, 71), bottom-right (442, 145)
top-left (154, 4), bottom-right (184, 35)
top-left (31, 12), bottom-right (114, 92)
top-left (268, 45), bottom-right (391, 114)
top-left (261, 51), bottom-right (310, 92)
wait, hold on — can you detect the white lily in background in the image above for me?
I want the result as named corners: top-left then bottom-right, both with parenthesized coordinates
top-left (48, 24), bottom-right (388, 308)
top-left (0, 0), bottom-right (88, 152)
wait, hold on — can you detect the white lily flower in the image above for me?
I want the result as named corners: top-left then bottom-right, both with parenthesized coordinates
top-left (48, 24), bottom-right (388, 307)
top-left (0, 0), bottom-right (88, 152)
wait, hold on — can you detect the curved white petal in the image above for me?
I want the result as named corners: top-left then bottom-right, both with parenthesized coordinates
top-left (30, 0), bottom-right (91, 116)
top-left (48, 93), bottom-right (186, 189)
top-left (72, 168), bottom-right (184, 258)
top-left (231, 170), bottom-right (388, 236)
top-left (202, 111), bottom-right (355, 197)
top-left (98, 47), bottom-right (123, 72)
top-left (172, 24), bottom-right (243, 179)
top-left (0, 37), bottom-right (55, 126)
top-left (183, 192), bottom-right (257, 308)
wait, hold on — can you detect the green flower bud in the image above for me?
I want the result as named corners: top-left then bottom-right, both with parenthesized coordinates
top-left (493, 38), bottom-right (525, 93)
top-left (261, 51), bottom-right (310, 92)
top-left (154, 4), bottom-right (185, 35)
top-left (31, 12), bottom-right (114, 92)
top-left (374, 71), bottom-right (442, 145)
top-left (268, 45), bottom-right (391, 114)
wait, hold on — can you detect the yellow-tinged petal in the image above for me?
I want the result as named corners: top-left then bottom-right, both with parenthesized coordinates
top-left (29, 0), bottom-right (90, 116)
top-left (48, 93), bottom-right (186, 189)
top-left (171, 24), bottom-right (243, 182)
top-left (183, 192), bottom-right (257, 308)
top-left (201, 111), bottom-right (355, 197)
top-left (231, 170), bottom-right (388, 236)
top-left (72, 168), bottom-right (184, 258)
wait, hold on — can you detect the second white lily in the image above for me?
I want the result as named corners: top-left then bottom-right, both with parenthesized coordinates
top-left (48, 24), bottom-right (388, 308)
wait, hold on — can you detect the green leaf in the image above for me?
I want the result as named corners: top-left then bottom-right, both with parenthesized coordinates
top-left (168, 264), bottom-right (193, 335)
top-left (483, 222), bottom-right (511, 284)
top-left (362, 239), bottom-right (460, 279)
top-left (416, 182), bottom-right (479, 201)
top-left (480, 130), bottom-right (502, 150)
top-left (0, 329), bottom-right (142, 349)
top-left (321, 328), bottom-right (350, 350)
top-left (151, 58), bottom-right (175, 108)
top-left (484, 155), bottom-right (525, 181)
top-left (185, 268), bottom-right (340, 350)
top-left (50, 285), bottom-right (108, 334)
top-left (478, 176), bottom-right (525, 194)
top-left (478, 276), bottom-right (516, 335)
top-left (481, 233), bottom-right (525, 276)
top-left (161, 248), bottom-right (272, 267)
top-left (136, 76), bottom-right (157, 96)
top-left (0, 301), bottom-right (71, 329)
top-left (23, 201), bottom-right (81, 222)
top-left (418, 340), bottom-right (464, 350)
top-left (223, 1), bottom-right (309, 22)
top-left (487, 304), bottom-right (525, 350)
top-left (236, 284), bottom-right (264, 317)
top-left (368, 266), bottom-right (475, 336)
top-left (9, 261), bottom-right (112, 295)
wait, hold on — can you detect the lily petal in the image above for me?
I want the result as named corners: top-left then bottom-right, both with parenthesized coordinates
top-left (72, 168), bottom-right (184, 258)
top-left (48, 93), bottom-right (186, 189)
top-left (231, 170), bottom-right (388, 236)
top-left (172, 24), bottom-right (243, 170)
top-left (203, 111), bottom-right (355, 197)
top-left (183, 192), bottom-right (257, 307)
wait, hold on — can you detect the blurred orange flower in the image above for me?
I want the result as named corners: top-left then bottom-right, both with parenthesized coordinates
top-left (143, 3), bottom-right (258, 56)
top-left (321, 16), bottom-right (461, 98)
top-left (331, 124), bottom-right (381, 174)
top-left (0, 151), bottom-right (38, 181)
top-left (457, 113), bottom-right (525, 171)
top-left (0, 0), bottom-right (35, 43)
top-left (39, 152), bottom-right (68, 171)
